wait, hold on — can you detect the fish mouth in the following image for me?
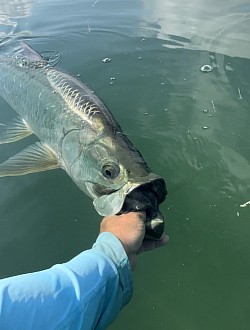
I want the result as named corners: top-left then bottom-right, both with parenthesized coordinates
top-left (93, 174), bottom-right (167, 239)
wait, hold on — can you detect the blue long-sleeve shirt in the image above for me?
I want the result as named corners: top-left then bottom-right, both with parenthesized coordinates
top-left (0, 232), bottom-right (133, 329)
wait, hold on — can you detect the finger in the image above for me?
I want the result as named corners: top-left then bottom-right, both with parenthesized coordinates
top-left (137, 234), bottom-right (169, 254)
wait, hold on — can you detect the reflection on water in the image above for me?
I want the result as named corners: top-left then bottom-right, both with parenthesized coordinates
top-left (0, 0), bottom-right (31, 17)
top-left (142, 0), bottom-right (250, 59)
top-left (1, 0), bottom-right (250, 59)
top-left (0, 0), bottom-right (31, 39)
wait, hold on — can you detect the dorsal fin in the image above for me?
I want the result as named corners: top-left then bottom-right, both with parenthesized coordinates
top-left (17, 42), bottom-right (45, 61)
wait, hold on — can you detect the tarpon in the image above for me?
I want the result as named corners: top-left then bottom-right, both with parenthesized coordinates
top-left (0, 42), bottom-right (167, 238)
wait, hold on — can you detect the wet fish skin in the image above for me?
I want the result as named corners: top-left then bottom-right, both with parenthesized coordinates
top-left (0, 42), bottom-right (167, 237)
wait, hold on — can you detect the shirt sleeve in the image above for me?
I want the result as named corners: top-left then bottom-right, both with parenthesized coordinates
top-left (0, 232), bottom-right (133, 330)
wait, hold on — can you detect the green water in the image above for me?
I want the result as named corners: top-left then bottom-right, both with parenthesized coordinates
top-left (0, 1), bottom-right (250, 329)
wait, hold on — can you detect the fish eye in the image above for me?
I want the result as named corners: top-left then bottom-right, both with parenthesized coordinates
top-left (101, 163), bottom-right (120, 180)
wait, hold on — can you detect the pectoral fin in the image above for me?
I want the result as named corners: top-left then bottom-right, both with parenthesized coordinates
top-left (0, 142), bottom-right (59, 177)
top-left (0, 116), bottom-right (32, 144)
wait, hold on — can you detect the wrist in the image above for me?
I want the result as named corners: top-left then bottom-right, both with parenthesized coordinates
top-left (120, 242), bottom-right (136, 270)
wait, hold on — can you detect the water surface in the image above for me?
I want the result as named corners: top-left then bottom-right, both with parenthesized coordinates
top-left (0, 1), bottom-right (250, 329)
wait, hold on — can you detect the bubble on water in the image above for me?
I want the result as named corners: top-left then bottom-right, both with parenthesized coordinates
top-left (200, 64), bottom-right (213, 73)
top-left (225, 63), bottom-right (234, 71)
top-left (144, 112), bottom-right (149, 115)
top-left (102, 58), bottom-right (111, 63)
top-left (240, 200), bottom-right (250, 208)
top-left (238, 87), bottom-right (243, 100)
top-left (40, 50), bottom-right (62, 67)
top-left (202, 126), bottom-right (209, 129)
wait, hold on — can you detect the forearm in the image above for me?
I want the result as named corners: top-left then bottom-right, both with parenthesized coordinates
top-left (0, 233), bottom-right (132, 330)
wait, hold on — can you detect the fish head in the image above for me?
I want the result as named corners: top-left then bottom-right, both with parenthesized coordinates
top-left (62, 127), bottom-right (167, 239)
top-left (97, 132), bottom-right (167, 239)
top-left (61, 126), bottom-right (131, 198)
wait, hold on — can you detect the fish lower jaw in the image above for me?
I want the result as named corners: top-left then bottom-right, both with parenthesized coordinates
top-left (145, 218), bottom-right (165, 240)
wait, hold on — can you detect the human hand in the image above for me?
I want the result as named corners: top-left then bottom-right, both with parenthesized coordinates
top-left (100, 212), bottom-right (168, 269)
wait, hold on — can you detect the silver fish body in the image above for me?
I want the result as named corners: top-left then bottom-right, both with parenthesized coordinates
top-left (0, 42), bottom-right (167, 238)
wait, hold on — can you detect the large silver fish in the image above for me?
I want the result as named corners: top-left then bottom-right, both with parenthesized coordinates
top-left (0, 42), bottom-right (167, 238)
